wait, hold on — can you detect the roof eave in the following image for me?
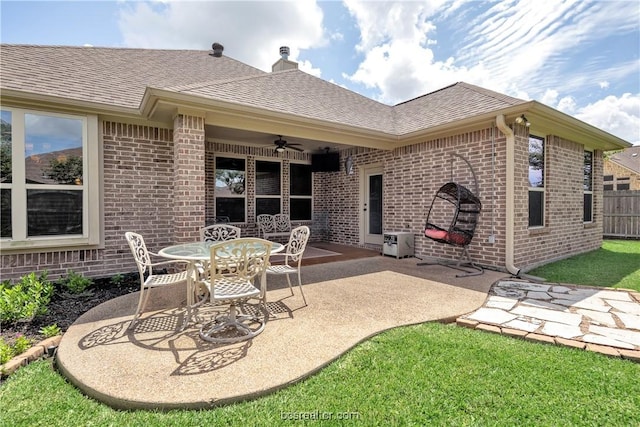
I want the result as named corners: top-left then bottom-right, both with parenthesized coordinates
top-left (141, 87), bottom-right (397, 150)
top-left (395, 104), bottom-right (533, 146)
top-left (526, 101), bottom-right (631, 151)
top-left (0, 88), bottom-right (143, 120)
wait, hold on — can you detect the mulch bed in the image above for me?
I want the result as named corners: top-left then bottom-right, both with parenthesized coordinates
top-left (1, 274), bottom-right (139, 344)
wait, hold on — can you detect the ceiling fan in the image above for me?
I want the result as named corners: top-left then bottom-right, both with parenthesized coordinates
top-left (273, 135), bottom-right (303, 153)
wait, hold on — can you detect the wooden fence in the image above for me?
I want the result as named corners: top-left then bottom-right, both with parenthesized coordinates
top-left (603, 190), bottom-right (640, 239)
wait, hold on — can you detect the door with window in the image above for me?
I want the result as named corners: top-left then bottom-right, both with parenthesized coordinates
top-left (362, 165), bottom-right (383, 245)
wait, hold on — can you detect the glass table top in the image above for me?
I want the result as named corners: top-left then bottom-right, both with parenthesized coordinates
top-left (159, 241), bottom-right (284, 260)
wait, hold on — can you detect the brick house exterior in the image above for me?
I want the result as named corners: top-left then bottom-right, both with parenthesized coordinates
top-left (604, 146), bottom-right (640, 191)
top-left (0, 45), bottom-right (630, 281)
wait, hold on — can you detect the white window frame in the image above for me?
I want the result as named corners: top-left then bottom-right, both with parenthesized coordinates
top-left (528, 135), bottom-right (545, 228)
top-left (0, 107), bottom-right (100, 250)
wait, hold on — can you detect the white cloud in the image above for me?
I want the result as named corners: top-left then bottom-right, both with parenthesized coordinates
top-left (342, 0), bottom-right (639, 106)
top-left (538, 90), bottom-right (639, 145)
top-left (458, 0), bottom-right (639, 95)
top-left (343, 0), bottom-right (482, 104)
top-left (575, 93), bottom-right (640, 145)
top-left (599, 81), bottom-right (610, 89)
top-left (540, 89), bottom-right (559, 107)
top-left (343, 0), bottom-right (443, 52)
top-left (117, 0), bottom-right (327, 72)
top-left (297, 59), bottom-right (322, 78)
top-left (556, 96), bottom-right (577, 114)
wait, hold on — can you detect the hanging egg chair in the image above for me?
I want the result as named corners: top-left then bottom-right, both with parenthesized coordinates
top-left (423, 182), bottom-right (481, 247)
top-left (418, 154), bottom-right (484, 276)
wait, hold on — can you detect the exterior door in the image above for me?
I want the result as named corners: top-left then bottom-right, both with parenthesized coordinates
top-left (362, 165), bottom-right (383, 245)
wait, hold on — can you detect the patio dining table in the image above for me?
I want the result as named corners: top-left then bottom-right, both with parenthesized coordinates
top-left (158, 240), bottom-right (284, 326)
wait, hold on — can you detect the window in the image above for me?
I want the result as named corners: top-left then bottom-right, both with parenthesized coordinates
top-left (617, 177), bottom-right (630, 191)
top-left (603, 175), bottom-right (614, 191)
top-left (528, 135), bottom-right (545, 227)
top-left (290, 163), bottom-right (312, 221)
top-left (214, 157), bottom-right (246, 222)
top-left (255, 160), bottom-right (281, 215)
top-left (0, 108), bottom-right (99, 249)
top-left (583, 150), bottom-right (593, 223)
top-left (1, 111), bottom-right (12, 238)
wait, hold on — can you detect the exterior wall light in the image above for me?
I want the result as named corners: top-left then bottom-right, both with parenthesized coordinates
top-left (515, 114), bottom-right (531, 127)
top-left (345, 155), bottom-right (354, 175)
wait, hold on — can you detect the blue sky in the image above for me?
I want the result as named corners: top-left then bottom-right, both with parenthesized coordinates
top-left (2, 0), bottom-right (639, 145)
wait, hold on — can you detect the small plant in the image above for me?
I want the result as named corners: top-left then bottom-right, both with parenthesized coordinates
top-left (0, 339), bottom-right (12, 365)
top-left (57, 270), bottom-right (93, 295)
top-left (39, 323), bottom-right (61, 338)
top-left (12, 334), bottom-right (31, 354)
top-left (0, 272), bottom-right (53, 323)
top-left (0, 334), bottom-right (33, 364)
top-left (110, 273), bottom-right (124, 287)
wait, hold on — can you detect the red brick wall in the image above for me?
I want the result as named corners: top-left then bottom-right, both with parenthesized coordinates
top-left (0, 119), bottom-right (604, 282)
top-left (513, 133), bottom-right (603, 269)
top-left (311, 124), bottom-right (601, 272)
top-left (173, 114), bottom-right (205, 243)
top-left (311, 127), bottom-right (508, 266)
top-left (604, 159), bottom-right (640, 190)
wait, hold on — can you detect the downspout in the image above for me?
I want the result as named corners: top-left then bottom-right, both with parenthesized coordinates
top-left (496, 114), bottom-right (522, 277)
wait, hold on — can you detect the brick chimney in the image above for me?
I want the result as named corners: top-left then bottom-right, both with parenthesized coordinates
top-left (271, 46), bottom-right (298, 72)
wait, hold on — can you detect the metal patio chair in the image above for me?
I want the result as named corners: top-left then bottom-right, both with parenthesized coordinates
top-left (200, 224), bottom-right (241, 242)
top-left (266, 225), bottom-right (310, 305)
top-left (125, 232), bottom-right (191, 330)
top-left (197, 238), bottom-right (273, 343)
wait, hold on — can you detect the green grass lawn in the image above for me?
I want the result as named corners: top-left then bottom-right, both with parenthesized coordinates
top-left (1, 239), bottom-right (639, 426)
top-left (528, 239), bottom-right (640, 291)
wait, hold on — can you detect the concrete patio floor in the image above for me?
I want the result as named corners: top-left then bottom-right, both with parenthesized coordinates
top-left (55, 250), bottom-right (640, 410)
top-left (55, 254), bottom-right (507, 410)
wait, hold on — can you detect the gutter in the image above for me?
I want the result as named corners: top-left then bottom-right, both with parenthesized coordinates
top-left (496, 114), bottom-right (522, 277)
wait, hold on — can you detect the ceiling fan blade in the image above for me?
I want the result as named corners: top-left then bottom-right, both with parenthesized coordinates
top-left (289, 145), bottom-right (304, 152)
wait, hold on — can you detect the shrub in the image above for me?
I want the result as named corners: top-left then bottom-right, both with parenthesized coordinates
top-left (57, 270), bottom-right (93, 294)
top-left (0, 339), bottom-right (12, 365)
top-left (39, 324), bottom-right (61, 338)
top-left (0, 334), bottom-right (33, 364)
top-left (0, 272), bottom-right (53, 323)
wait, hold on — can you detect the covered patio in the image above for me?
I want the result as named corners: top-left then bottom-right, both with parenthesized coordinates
top-left (55, 249), bottom-right (509, 410)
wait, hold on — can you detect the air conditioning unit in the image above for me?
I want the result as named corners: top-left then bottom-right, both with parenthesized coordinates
top-left (382, 232), bottom-right (415, 259)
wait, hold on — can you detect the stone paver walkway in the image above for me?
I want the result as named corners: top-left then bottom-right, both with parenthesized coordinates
top-left (457, 280), bottom-right (640, 361)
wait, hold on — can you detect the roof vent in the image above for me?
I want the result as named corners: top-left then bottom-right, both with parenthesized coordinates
top-left (210, 43), bottom-right (224, 57)
top-left (272, 46), bottom-right (297, 72)
top-left (279, 46), bottom-right (290, 60)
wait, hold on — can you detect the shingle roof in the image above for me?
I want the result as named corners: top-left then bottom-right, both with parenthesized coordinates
top-left (393, 82), bottom-right (527, 134)
top-left (608, 146), bottom-right (640, 173)
top-left (0, 44), bottom-right (265, 109)
top-left (163, 69), bottom-right (395, 133)
top-left (1, 44), bottom-right (527, 134)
